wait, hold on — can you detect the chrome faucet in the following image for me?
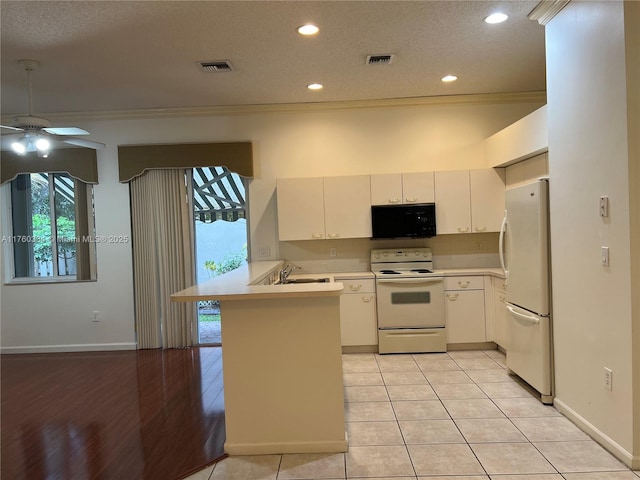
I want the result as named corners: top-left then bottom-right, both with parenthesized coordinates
top-left (279, 263), bottom-right (301, 284)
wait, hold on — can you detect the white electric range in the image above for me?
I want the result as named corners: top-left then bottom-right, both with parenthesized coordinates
top-left (371, 248), bottom-right (446, 354)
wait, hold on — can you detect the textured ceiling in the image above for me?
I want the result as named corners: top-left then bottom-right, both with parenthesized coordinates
top-left (0, 1), bottom-right (546, 117)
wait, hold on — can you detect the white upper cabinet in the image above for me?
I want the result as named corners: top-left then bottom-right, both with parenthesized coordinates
top-left (370, 174), bottom-right (402, 205)
top-left (324, 175), bottom-right (372, 239)
top-left (370, 172), bottom-right (434, 205)
top-left (277, 177), bottom-right (326, 241)
top-left (469, 168), bottom-right (506, 233)
top-left (434, 169), bottom-right (505, 235)
top-left (434, 170), bottom-right (472, 234)
top-left (277, 175), bottom-right (371, 241)
top-left (402, 172), bottom-right (435, 204)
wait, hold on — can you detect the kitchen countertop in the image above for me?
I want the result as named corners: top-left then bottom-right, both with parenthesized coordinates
top-left (170, 261), bottom-right (344, 302)
top-left (170, 263), bottom-right (505, 303)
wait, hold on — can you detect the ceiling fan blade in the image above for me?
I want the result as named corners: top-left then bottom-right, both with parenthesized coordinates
top-left (61, 137), bottom-right (106, 150)
top-left (1, 124), bottom-right (25, 132)
top-left (44, 126), bottom-right (90, 136)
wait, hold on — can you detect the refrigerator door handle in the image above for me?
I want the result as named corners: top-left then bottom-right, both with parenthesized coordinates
top-left (507, 304), bottom-right (540, 325)
top-left (499, 210), bottom-right (508, 278)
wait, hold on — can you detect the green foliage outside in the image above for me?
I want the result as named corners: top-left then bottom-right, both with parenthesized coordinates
top-left (203, 244), bottom-right (247, 278)
top-left (29, 174), bottom-right (77, 275)
top-left (199, 244), bottom-right (247, 324)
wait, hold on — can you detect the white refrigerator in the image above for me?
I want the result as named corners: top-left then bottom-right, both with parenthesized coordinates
top-left (499, 179), bottom-right (554, 403)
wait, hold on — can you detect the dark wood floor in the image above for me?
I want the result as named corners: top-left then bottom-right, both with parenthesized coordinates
top-left (1, 347), bottom-right (226, 480)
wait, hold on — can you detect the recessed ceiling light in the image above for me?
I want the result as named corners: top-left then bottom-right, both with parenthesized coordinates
top-left (297, 24), bottom-right (319, 35)
top-left (484, 12), bottom-right (508, 24)
top-left (307, 83), bottom-right (323, 90)
top-left (441, 75), bottom-right (458, 83)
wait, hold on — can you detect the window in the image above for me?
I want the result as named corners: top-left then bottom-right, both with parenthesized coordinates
top-left (7, 173), bottom-right (96, 281)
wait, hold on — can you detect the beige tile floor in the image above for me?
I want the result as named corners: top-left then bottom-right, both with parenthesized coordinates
top-left (186, 350), bottom-right (640, 480)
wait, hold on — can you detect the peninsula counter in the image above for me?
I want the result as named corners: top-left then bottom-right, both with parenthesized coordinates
top-left (171, 262), bottom-right (347, 455)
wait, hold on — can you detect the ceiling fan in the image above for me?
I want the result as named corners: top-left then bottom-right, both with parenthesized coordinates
top-left (1, 59), bottom-right (106, 157)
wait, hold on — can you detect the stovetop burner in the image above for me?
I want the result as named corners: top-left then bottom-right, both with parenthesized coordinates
top-left (380, 270), bottom-right (401, 274)
top-left (411, 269), bottom-right (433, 274)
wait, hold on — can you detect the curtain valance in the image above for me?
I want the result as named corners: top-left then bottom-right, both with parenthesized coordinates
top-left (0, 148), bottom-right (98, 185)
top-left (117, 142), bottom-right (254, 183)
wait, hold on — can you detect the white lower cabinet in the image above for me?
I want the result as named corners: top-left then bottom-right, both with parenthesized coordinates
top-left (494, 278), bottom-right (509, 349)
top-left (337, 277), bottom-right (377, 346)
top-left (445, 276), bottom-right (486, 344)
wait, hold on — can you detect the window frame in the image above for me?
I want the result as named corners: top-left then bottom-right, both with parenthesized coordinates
top-left (2, 174), bottom-right (98, 285)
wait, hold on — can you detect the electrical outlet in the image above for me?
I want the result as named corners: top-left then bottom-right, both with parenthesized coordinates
top-left (604, 367), bottom-right (613, 391)
top-left (92, 311), bottom-right (100, 322)
top-left (259, 247), bottom-right (271, 257)
top-left (330, 248), bottom-right (337, 257)
top-left (600, 195), bottom-right (609, 217)
top-left (475, 242), bottom-right (483, 251)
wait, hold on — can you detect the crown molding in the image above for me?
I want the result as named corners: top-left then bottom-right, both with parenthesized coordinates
top-left (529, 0), bottom-right (571, 25)
top-left (1, 91), bottom-right (547, 124)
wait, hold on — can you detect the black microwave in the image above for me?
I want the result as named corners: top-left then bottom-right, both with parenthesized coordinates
top-left (371, 203), bottom-right (437, 239)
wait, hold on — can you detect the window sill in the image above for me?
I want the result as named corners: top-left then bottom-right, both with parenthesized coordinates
top-left (5, 277), bottom-right (97, 286)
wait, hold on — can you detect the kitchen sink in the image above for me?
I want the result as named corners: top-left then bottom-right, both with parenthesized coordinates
top-left (278, 277), bottom-right (330, 284)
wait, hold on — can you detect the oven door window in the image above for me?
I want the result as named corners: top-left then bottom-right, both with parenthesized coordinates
top-left (391, 292), bottom-right (431, 304)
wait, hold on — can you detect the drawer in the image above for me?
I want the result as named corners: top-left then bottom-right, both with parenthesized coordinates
top-left (445, 276), bottom-right (484, 291)
top-left (336, 278), bottom-right (376, 294)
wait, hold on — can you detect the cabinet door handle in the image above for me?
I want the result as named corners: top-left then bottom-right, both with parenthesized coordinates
top-left (457, 227), bottom-right (470, 233)
top-left (499, 295), bottom-right (506, 302)
top-left (458, 281), bottom-right (470, 288)
top-left (362, 296), bottom-right (373, 303)
top-left (447, 293), bottom-right (459, 301)
top-left (474, 226), bottom-right (487, 232)
top-left (389, 198), bottom-right (401, 204)
top-left (311, 233), bottom-right (324, 239)
top-left (405, 197), bottom-right (417, 203)
top-left (349, 284), bottom-right (362, 292)
top-left (327, 233), bottom-right (340, 238)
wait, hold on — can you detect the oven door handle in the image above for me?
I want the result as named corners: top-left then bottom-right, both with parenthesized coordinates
top-left (376, 277), bottom-right (444, 285)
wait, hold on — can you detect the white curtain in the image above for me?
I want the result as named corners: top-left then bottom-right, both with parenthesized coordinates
top-left (130, 169), bottom-right (196, 349)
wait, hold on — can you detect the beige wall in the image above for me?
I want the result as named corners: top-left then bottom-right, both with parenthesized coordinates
top-left (546, 0), bottom-right (639, 467)
top-left (0, 96), bottom-right (543, 352)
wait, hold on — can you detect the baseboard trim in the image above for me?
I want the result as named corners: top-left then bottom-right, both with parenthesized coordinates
top-left (0, 342), bottom-right (137, 354)
top-left (554, 397), bottom-right (639, 469)
top-left (342, 345), bottom-right (378, 354)
top-left (224, 439), bottom-right (348, 456)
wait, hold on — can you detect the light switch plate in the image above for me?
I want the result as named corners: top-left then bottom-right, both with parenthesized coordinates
top-left (601, 246), bottom-right (610, 266)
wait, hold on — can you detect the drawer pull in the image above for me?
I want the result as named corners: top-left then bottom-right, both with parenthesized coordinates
top-left (457, 227), bottom-right (470, 233)
top-left (458, 281), bottom-right (470, 288)
top-left (474, 226), bottom-right (487, 232)
top-left (405, 197), bottom-right (417, 203)
top-left (389, 198), bottom-right (401, 204)
top-left (349, 284), bottom-right (362, 292)
top-left (447, 293), bottom-right (459, 301)
top-left (499, 295), bottom-right (506, 302)
top-left (311, 233), bottom-right (324, 239)
top-left (327, 233), bottom-right (340, 238)
top-left (362, 296), bottom-right (373, 303)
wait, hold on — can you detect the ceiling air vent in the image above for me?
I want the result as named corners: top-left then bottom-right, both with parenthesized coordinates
top-left (366, 54), bottom-right (395, 65)
top-left (198, 60), bottom-right (234, 72)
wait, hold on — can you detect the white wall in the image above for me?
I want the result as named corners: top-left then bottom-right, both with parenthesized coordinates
top-left (546, 0), bottom-right (639, 466)
top-left (0, 96), bottom-right (543, 352)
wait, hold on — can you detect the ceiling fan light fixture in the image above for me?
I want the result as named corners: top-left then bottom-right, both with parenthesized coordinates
top-left (11, 137), bottom-right (29, 155)
top-left (35, 137), bottom-right (50, 152)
